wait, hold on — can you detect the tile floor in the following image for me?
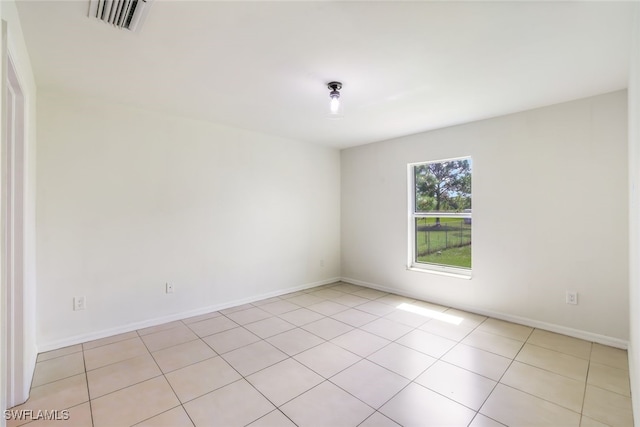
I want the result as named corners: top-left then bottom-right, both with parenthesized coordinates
top-left (7, 282), bottom-right (634, 427)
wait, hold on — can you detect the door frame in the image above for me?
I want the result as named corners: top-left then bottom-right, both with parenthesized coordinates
top-left (2, 18), bottom-right (28, 409)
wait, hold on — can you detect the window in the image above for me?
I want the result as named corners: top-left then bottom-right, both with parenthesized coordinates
top-left (409, 157), bottom-right (472, 276)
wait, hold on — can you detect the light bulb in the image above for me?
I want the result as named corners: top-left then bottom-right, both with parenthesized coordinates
top-left (327, 82), bottom-right (343, 116)
top-left (330, 96), bottom-right (340, 114)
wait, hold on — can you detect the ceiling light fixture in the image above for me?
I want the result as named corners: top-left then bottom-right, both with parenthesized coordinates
top-left (327, 81), bottom-right (342, 115)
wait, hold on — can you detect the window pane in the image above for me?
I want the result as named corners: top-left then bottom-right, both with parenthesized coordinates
top-left (415, 217), bottom-right (471, 269)
top-left (414, 159), bottom-right (472, 213)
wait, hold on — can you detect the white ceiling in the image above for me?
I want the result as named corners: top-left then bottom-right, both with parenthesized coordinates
top-left (15, 1), bottom-right (635, 148)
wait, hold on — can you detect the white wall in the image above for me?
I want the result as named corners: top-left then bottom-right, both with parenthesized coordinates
top-left (342, 91), bottom-right (629, 344)
top-left (0, 0), bottom-right (38, 410)
top-left (36, 93), bottom-right (340, 349)
top-left (627, 2), bottom-right (640, 421)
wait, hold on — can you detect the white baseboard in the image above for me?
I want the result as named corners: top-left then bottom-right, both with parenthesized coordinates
top-left (37, 277), bottom-right (341, 353)
top-left (341, 276), bottom-right (629, 350)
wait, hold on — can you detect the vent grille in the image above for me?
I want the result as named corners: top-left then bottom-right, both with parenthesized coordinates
top-left (88, 0), bottom-right (152, 32)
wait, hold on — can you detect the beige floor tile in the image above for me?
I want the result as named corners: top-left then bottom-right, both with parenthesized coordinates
top-left (374, 293), bottom-right (416, 307)
top-left (165, 356), bottom-right (241, 403)
top-left (462, 330), bottom-right (524, 359)
top-left (221, 340), bottom-right (287, 376)
top-left (309, 289), bottom-right (346, 300)
top-left (384, 309), bottom-right (429, 328)
top-left (368, 342), bottom-right (436, 380)
top-left (181, 311), bottom-right (221, 324)
top-left (331, 359), bottom-right (409, 408)
top-left (91, 376), bottom-right (179, 427)
top-left (137, 320), bottom-right (184, 336)
top-left (416, 361), bottom-right (496, 410)
top-left (37, 345), bottom-right (83, 363)
top-left (419, 319), bottom-right (474, 341)
top-left (307, 300), bottom-right (350, 316)
top-left (16, 286), bottom-right (637, 427)
top-left (294, 342), bottom-right (361, 378)
top-left (380, 382), bottom-right (476, 426)
top-left (244, 316), bottom-right (296, 338)
top-left (352, 288), bottom-right (388, 300)
top-left (443, 308), bottom-right (487, 328)
top-left (582, 385), bottom-right (633, 427)
top-left (82, 331), bottom-right (139, 351)
top-left (135, 406), bottom-right (194, 427)
top-left (186, 316), bottom-right (238, 337)
top-left (477, 318), bottom-right (533, 341)
top-left (302, 317), bottom-right (353, 340)
top-left (278, 308), bottom-right (325, 326)
top-left (7, 376), bottom-right (89, 427)
top-left (32, 352), bottom-right (85, 387)
top-left (258, 299), bottom-right (300, 315)
top-left (527, 329), bottom-right (592, 359)
top-left (330, 293), bottom-right (370, 307)
top-left (140, 324), bottom-right (198, 352)
top-left (23, 402), bottom-right (92, 427)
top-left (590, 343), bottom-right (629, 370)
top-left (286, 294), bottom-right (326, 307)
top-left (330, 283), bottom-right (365, 293)
top-left (247, 410), bottom-right (297, 427)
top-left (359, 412), bottom-right (401, 427)
top-left (361, 317), bottom-right (413, 341)
top-left (500, 361), bottom-right (585, 413)
top-left (331, 308), bottom-right (378, 327)
top-left (225, 307), bottom-right (272, 325)
top-left (247, 358), bottom-right (324, 406)
top-left (396, 329), bottom-right (457, 358)
top-left (331, 329), bottom-right (390, 357)
top-left (356, 301), bottom-right (397, 317)
top-left (413, 300), bottom-right (448, 312)
top-left (203, 327), bottom-right (260, 354)
top-left (152, 339), bottom-right (216, 373)
top-left (184, 379), bottom-right (275, 427)
top-left (516, 343), bottom-right (589, 381)
top-left (587, 362), bottom-right (631, 397)
top-left (280, 381), bottom-right (374, 427)
top-left (87, 353), bottom-right (161, 399)
top-left (84, 337), bottom-right (149, 371)
top-left (580, 415), bottom-right (610, 427)
top-left (442, 343), bottom-right (511, 381)
top-left (480, 384), bottom-right (580, 426)
top-left (266, 328), bottom-right (324, 356)
top-left (469, 414), bottom-right (507, 427)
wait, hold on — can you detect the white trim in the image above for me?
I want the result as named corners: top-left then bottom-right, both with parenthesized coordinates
top-left (406, 266), bottom-right (472, 280)
top-left (37, 277), bottom-right (341, 353)
top-left (2, 21), bottom-right (31, 409)
top-left (341, 276), bottom-right (629, 350)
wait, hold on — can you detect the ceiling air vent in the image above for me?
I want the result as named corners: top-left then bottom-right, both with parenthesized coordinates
top-left (88, 0), bottom-right (152, 32)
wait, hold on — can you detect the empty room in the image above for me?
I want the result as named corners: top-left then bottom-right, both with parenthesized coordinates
top-left (1, 0), bottom-right (640, 426)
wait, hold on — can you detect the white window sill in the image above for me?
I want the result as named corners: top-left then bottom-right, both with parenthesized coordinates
top-left (407, 265), bottom-right (472, 280)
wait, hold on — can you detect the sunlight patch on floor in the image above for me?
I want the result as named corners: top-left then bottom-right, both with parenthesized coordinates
top-left (396, 303), bottom-right (463, 325)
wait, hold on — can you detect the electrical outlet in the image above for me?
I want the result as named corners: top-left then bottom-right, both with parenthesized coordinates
top-left (73, 296), bottom-right (86, 311)
top-left (320, 259), bottom-right (325, 268)
top-left (566, 291), bottom-right (578, 305)
top-left (166, 283), bottom-right (174, 294)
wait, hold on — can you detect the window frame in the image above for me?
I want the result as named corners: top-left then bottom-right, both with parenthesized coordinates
top-left (407, 156), bottom-right (472, 278)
